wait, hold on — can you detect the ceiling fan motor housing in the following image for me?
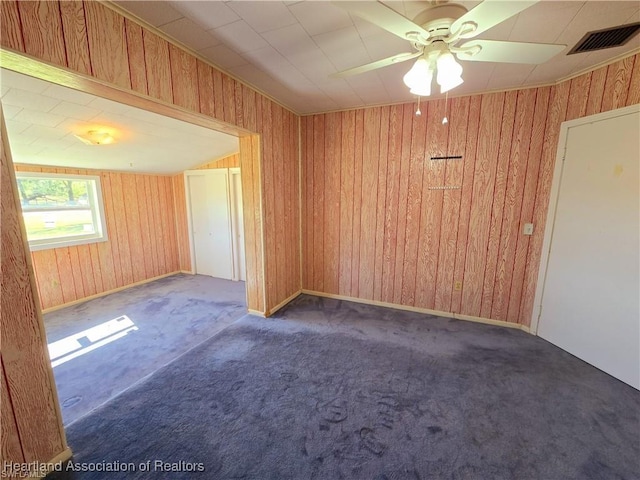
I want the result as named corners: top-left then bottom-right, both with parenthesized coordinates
top-left (411, 4), bottom-right (468, 44)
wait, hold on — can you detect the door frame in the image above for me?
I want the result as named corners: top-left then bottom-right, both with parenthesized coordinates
top-left (0, 48), bottom-right (267, 314)
top-left (530, 103), bottom-right (640, 334)
top-left (229, 167), bottom-right (245, 282)
top-left (184, 169), bottom-right (234, 278)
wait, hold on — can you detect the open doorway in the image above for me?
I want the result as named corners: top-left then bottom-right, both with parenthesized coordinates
top-left (1, 67), bottom-right (250, 424)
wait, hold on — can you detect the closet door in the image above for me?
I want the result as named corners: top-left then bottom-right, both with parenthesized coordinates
top-left (187, 170), bottom-right (233, 280)
top-left (537, 106), bottom-right (639, 389)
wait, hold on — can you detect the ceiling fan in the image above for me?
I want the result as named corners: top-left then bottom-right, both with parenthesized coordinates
top-left (332, 0), bottom-right (566, 96)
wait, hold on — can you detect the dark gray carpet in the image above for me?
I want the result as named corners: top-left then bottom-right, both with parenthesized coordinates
top-left (45, 274), bottom-right (246, 425)
top-left (52, 295), bottom-right (639, 479)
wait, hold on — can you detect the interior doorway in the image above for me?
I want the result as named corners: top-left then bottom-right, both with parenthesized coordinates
top-left (185, 168), bottom-right (246, 281)
top-left (1, 67), bottom-right (255, 425)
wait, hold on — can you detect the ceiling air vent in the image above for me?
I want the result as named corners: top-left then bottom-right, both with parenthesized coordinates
top-left (568, 22), bottom-right (640, 55)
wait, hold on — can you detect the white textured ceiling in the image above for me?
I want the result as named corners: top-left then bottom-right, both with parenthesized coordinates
top-left (114, 0), bottom-right (640, 114)
top-left (0, 69), bottom-right (239, 174)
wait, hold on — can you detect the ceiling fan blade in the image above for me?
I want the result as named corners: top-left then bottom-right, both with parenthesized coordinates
top-left (331, 52), bottom-right (422, 79)
top-left (451, 0), bottom-right (538, 39)
top-left (333, 1), bottom-right (430, 42)
top-left (456, 39), bottom-right (566, 64)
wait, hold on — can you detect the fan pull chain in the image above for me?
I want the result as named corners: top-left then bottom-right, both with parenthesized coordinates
top-left (442, 91), bottom-right (449, 125)
top-left (415, 95), bottom-right (422, 116)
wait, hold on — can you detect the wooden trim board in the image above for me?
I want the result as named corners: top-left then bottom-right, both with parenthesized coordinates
top-left (27, 447), bottom-right (73, 479)
top-left (41, 272), bottom-right (181, 314)
top-left (266, 289), bottom-right (302, 317)
top-left (302, 289), bottom-right (530, 333)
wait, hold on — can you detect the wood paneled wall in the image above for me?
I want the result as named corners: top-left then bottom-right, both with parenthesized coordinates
top-left (301, 54), bottom-right (639, 326)
top-left (0, 0), bottom-right (301, 315)
top-left (197, 153), bottom-right (241, 170)
top-left (2, 1), bottom-right (300, 468)
top-left (14, 164), bottom-right (179, 310)
top-left (2, 113), bottom-right (67, 468)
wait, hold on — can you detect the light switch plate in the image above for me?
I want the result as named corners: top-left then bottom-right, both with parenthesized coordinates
top-left (523, 223), bottom-right (534, 235)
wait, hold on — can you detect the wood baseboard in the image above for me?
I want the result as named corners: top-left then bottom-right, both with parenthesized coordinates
top-left (41, 272), bottom-right (181, 314)
top-left (266, 290), bottom-right (302, 317)
top-left (27, 447), bottom-right (73, 479)
top-left (301, 290), bottom-right (530, 333)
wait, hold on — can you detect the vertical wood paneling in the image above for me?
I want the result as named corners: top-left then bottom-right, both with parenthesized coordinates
top-left (461, 93), bottom-right (505, 316)
top-left (142, 30), bottom-right (172, 103)
top-left (239, 135), bottom-right (265, 313)
top-left (171, 174), bottom-right (190, 272)
top-left (31, 250), bottom-right (63, 310)
top-left (4, 1), bottom-right (299, 469)
top-left (59, 1), bottom-right (92, 75)
top-left (490, 89), bottom-right (536, 321)
top-left (373, 106), bottom-right (390, 301)
top-left (434, 97), bottom-right (470, 312)
top-left (391, 104), bottom-right (415, 305)
top-left (55, 247), bottom-right (77, 303)
top-left (323, 112), bottom-right (340, 294)
top-left (477, 91), bottom-right (517, 318)
top-left (2, 115), bottom-right (65, 462)
top-left (15, 165), bottom-right (181, 309)
top-left (169, 44), bottom-right (199, 111)
top-left (212, 69), bottom-right (225, 121)
top-left (350, 110), bottom-right (364, 297)
top-left (261, 98), bottom-right (276, 302)
top-left (0, 1), bottom-right (24, 51)
top-left (1, 359), bottom-right (24, 465)
top-left (565, 72), bottom-right (591, 121)
top-left (380, 105), bottom-right (403, 303)
top-left (312, 114), bottom-right (325, 292)
top-left (196, 153), bottom-right (240, 170)
top-left (601, 56), bottom-right (635, 111)
top-left (83, 1), bottom-right (130, 89)
top-left (626, 56), bottom-right (640, 105)
top-left (222, 76), bottom-right (236, 124)
top-left (585, 66), bottom-right (607, 116)
top-left (507, 87), bottom-right (550, 323)
top-left (197, 60), bottom-right (215, 117)
top-left (272, 105), bottom-right (285, 301)
top-left (304, 115), bottom-right (314, 290)
top-left (124, 19), bottom-right (147, 95)
top-left (136, 175), bottom-right (154, 276)
top-left (358, 107), bottom-right (380, 300)
top-left (122, 174), bottom-right (144, 282)
top-left (16, 1), bottom-right (66, 67)
top-left (338, 111), bottom-right (355, 295)
top-left (76, 245), bottom-right (97, 297)
top-left (518, 81), bottom-right (570, 326)
top-left (400, 105), bottom-right (426, 306)
top-left (300, 56), bottom-right (634, 326)
top-left (235, 83), bottom-right (245, 129)
top-left (415, 99), bottom-right (447, 309)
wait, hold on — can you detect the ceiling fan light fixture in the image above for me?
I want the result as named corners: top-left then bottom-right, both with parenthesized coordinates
top-left (436, 52), bottom-right (464, 93)
top-left (403, 58), bottom-right (433, 95)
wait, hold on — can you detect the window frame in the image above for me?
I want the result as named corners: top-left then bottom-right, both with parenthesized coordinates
top-left (16, 171), bottom-right (109, 251)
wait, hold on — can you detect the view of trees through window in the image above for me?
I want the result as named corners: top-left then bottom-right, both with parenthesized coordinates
top-left (17, 174), bottom-right (104, 246)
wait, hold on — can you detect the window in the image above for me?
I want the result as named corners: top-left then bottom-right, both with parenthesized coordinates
top-left (16, 172), bottom-right (108, 251)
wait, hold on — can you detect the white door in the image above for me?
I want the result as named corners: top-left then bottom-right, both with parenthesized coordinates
top-left (230, 169), bottom-right (246, 281)
top-left (537, 106), bottom-right (639, 389)
top-left (186, 170), bottom-right (233, 280)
